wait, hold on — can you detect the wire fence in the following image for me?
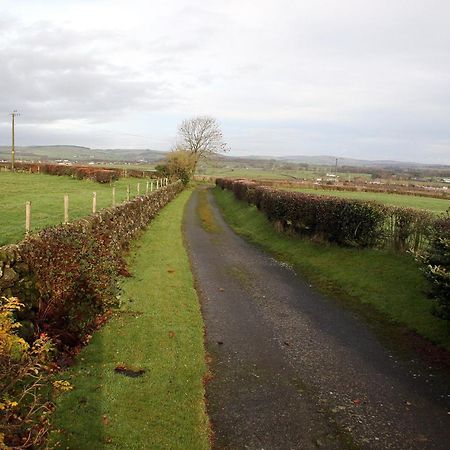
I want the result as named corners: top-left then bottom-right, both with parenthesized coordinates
top-left (0, 177), bottom-right (169, 246)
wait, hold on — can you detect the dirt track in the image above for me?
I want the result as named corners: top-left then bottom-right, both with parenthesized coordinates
top-left (183, 188), bottom-right (450, 450)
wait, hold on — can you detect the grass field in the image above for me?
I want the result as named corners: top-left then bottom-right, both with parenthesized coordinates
top-left (50, 189), bottom-right (210, 449)
top-left (0, 172), bottom-right (160, 246)
top-left (213, 187), bottom-right (450, 351)
top-left (284, 186), bottom-right (450, 213)
top-left (199, 166), bottom-right (372, 181)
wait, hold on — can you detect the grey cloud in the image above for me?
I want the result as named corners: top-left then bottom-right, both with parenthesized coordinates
top-left (0, 21), bottom-right (179, 124)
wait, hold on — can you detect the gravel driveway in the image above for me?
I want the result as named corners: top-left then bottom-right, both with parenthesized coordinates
top-left (183, 188), bottom-right (450, 450)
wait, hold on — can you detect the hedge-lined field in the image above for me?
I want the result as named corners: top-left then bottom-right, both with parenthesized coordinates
top-left (0, 181), bottom-right (184, 447)
top-left (216, 178), bottom-right (448, 252)
top-left (0, 162), bottom-right (155, 182)
top-left (284, 186), bottom-right (449, 214)
top-left (0, 172), bottom-right (162, 246)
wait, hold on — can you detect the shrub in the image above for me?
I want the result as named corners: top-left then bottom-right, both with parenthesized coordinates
top-left (422, 217), bottom-right (450, 320)
top-left (21, 226), bottom-right (119, 350)
top-left (165, 149), bottom-right (196, 185)
top-left (0, 297), bottom-right (53, 449)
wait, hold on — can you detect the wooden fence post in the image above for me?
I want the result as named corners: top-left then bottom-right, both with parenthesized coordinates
top-left (146, 180), bottom-right (149, 194)
top-left (92, 192), bottom-right (97, 213)
top-left (64, 194), bottom-right (69, 224)
top-left (126, 185), bottom-right (130, 201)
top-left (25, 201), bottom-right (31, 235)
top-left (156, 179), bottom-right (159, 189)
top-left (150, 181), bottom-right (153, 192)
top-left (112, 186), bottom-right (116, 207)
top-left (137, 182), bottom-right (140, 196)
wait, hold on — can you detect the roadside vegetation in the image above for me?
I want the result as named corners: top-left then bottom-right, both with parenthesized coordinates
top-left (49, 189), bottom-right (210, 449)
top-left (0, 172), bottom-right (153, 245)
top-left (213, 187), bottom-right (450, 351)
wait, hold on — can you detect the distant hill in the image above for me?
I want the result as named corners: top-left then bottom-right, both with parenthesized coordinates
top-left (274, 155), bottom-right (449, 169)
top-left (0, 146), bottom-right (447, 170)
top-left (0, 145), bottom-right (167, 163)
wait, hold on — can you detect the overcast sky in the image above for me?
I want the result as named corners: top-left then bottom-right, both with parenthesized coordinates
top-left (1, 0), bottom-right (449, 164)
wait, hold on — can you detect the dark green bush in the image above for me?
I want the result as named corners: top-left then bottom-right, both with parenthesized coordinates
top-left (422, 217), bottom-right (450, 320)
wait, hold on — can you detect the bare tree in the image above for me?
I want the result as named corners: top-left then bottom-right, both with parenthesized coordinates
top-left (177, 116), bottom-right (228, 171)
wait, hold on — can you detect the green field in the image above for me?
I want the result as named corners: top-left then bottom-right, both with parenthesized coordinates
top-left (213, 187), bottom-right (450, 351)
top-left (50, 190), bottom-right (210, 449)
top-left (284, 187), bottom-right (450, 214)
top-left (198, 166), bottom-right (372, 181)
top-left (0, 172), bottom-right (161, 246)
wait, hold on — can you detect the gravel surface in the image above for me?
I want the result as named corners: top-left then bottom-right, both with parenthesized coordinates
top-left (183, 188), bottom-right (450, 450)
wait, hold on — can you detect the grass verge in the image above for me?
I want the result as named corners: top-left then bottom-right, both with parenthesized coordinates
top-left (213, 187), bottom-right (450, 352)
top-left (49, 189), bottom-right (210, 449)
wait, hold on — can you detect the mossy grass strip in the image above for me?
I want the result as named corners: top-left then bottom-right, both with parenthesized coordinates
top-left (50, 189), bottom-right (210, 449)
top-left (213, 187), bottom-right (450, 351)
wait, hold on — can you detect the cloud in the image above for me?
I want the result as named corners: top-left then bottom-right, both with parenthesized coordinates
top-left (0, 0), bottom-right (449, 163)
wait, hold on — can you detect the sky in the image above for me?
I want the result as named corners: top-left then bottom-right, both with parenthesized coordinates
top-left (0, 0), bottom-right (449, 164)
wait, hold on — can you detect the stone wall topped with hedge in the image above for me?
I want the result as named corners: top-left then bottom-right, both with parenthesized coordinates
top-left (0, 181), bottom-right (183, 350)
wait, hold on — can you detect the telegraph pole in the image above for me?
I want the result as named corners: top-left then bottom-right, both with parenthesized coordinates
top-left (11, 110), bottom-right (20, 171)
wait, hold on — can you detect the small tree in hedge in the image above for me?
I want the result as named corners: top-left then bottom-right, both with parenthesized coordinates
top-left (422, 217), bottom-right (450, 320)
top-left (165, 149), bottom-right (196, 185)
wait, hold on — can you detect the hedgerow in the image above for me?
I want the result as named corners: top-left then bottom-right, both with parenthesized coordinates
top-left (19, 181), bottom-right (183, 350)
top-left (0, 181), bottom-right (183, 447)
top-left (216, 178), bottom-right (436, 251)
top-left (0, 162), bottom-right (157, 183)
top-left (421, 217), bottom-right (450, 320)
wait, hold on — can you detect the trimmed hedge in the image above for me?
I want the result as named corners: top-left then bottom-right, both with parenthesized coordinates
top-left (0, 162), bottom-right (157, 183)
top-left (256, 179), bottom-right (449, 200)
top-left (422, 217), bottom-right (450, 320)
top-left (216, 178), bottom-right (436, 251)
top-left (0, 181), bottom-right (184, 350)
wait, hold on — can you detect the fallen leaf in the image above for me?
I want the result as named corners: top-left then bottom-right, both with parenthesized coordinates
top-left (169, 331), bottom-right (176, 338)
top-left (114, 363), bottom-right (145, 378)
top-left (102, 415), bottom-right (109, 425)
top-left (352, 399), bottom-right (361, 406)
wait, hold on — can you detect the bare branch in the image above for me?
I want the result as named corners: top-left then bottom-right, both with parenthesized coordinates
top-left (177, 116), bottom-right (229, 172)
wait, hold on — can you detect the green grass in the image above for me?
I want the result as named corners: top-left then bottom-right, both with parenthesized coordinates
top-left (49, 190), bottom-right (210, 449)
top-left (213, 187), bottom-right (450, 351)
top-left (199, 167), bottom-right (371, 181)
top-left (285, 187), bottom-right (449, 213)
top-left (0, 172), bottom-right (160, 246)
